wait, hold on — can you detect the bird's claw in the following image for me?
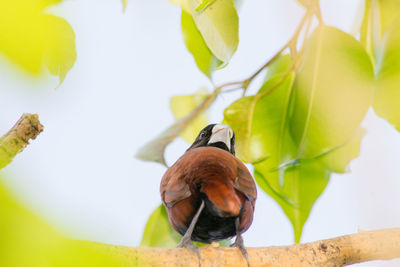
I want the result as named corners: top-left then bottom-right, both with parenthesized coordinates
top-left (177, 238), bottom-right (202, 266)
top-left (231, 236), bottom-right (250, 267)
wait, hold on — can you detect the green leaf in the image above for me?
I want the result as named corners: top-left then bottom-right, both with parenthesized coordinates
top-left (181, 11), bottom-right (222, 78)
top-left (376, 0), bottom-right (400, 37)
top-left (374, 16), bottom-right (400, 131)
top-left (187, 0), bottom-right (239, 63)
top-left (224, 54), bottom-right (330, 243)
top-left (0, 180), bottom-right (128, 267)
top-left (195, 0), bottom-right (216, 12)
top-left (136, 90), bottom-right (217, 166)
top-left (224, 54), bottom-right (329, 243)
top-left (172, 0), bottom-right (239, 64)
top-left (263, 53), bottom-right (293, 81)
top-left (170, 88), bottom-right (209, 143)
top-left (289, 26), bottom-right (374, 159)
top-left (254, 159), bottom-right (330, 243)
top-left (42, 15), bottom-right (77, 85)
top-left (225, 53), bottom-right (367, 242)
top-left (140, 204), bottom-right (181, 248)
top-left (0, 0), bottom-right (76, 84)
top-left (224, 54), bottom-right (296, 164)
top-left (224, 96), bottom-right (260, 162)
top-left (319, 127), bottom-right (366, 173)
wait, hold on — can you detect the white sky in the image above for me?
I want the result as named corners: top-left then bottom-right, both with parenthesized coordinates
top-left (0, 0), bottom-right (399, 266)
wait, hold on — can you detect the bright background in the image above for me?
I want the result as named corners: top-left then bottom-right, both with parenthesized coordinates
top-left (0, 0), bottom-right (399, 266)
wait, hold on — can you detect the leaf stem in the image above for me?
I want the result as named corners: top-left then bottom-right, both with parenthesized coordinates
top-left (220, 86), bottom-right (246, 94)
top-left (204, 6), bottom-right (317, 106)
top-left (218, 9), bottom-right (313, 96)
top-left (314, 0), bottom-right (324, 25)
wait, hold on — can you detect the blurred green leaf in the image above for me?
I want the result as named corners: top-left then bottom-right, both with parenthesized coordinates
top-left (170, 88), bottom-right (209, 144)
top-left (290, 26), bottom-right (374, 159)
top-left (319, 127), bottom-right (366, 173)
top-left (121, 0), bottom-right (128, 11)
top-left (187, 0), bottom-right (239, 63)
top-left (0, 181), bottom-right (127, 267)
top-left (141, 204), bottom-right (181, 248)
top-left (224, 55), bottom-right (296, 163)
top-left (376, 0), bottom-right (400, 37)
top-left (359, 0), bottom-right (380, 66)
top-left (181, 11), bottom-right (222, 79)
top-left (169, 0), bottom-right (191, 12)
top-left (359, 0), bottom-right (400, 66)
top-left (374, 16), bottom-right (400, 131)
top-left (141, 204), bottom-right (231, 248)
top-left (42, 15), bottom-right (76, 85)
top-left (254, 159), bottom-right (330, 243)
top-left (0, 0), bottom-right (76, 84)
top-left (136, 91), bottom-right (217, 166)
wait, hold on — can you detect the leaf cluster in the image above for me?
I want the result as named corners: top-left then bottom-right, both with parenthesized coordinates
top-left (137, 0), bottom-right (400, 245)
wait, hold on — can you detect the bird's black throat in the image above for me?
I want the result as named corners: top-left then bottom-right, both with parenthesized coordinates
top-left (208, 141), bottom-right (231, 153)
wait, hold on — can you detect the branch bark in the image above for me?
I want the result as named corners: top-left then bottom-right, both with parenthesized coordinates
top-left (0, 113), bottom-right (43, 169)
top-left (99, 228), bottom-right (400, 266)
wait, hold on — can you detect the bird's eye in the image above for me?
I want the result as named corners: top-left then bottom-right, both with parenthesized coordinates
top-left (199, 131), bottom-right (205, 139)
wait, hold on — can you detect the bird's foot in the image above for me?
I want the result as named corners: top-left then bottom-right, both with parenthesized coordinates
top-left (177, 237), bottom-right (201, 266)
top-left (231, 235), bottom-right (250, 267)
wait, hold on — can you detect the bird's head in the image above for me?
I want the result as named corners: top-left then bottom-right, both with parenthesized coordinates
top-left (187, 124), bottom-right (235, 155)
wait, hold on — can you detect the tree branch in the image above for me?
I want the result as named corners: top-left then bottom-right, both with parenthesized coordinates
top-left (99, 228), bottom-right (400, 266)
top-left (0, 113), bottom-right (43, 169)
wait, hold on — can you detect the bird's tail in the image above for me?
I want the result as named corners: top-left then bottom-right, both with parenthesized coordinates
top-left (200, 180), bottom-right (241, 217)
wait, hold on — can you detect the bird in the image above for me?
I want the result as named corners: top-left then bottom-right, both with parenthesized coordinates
top-left (160, 123), bottom-right (257, 266)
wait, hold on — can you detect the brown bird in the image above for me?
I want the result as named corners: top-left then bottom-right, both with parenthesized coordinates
top-left (160, 124), bottom-right (257, 265)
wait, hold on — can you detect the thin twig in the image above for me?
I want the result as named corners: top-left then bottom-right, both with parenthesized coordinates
top-left (257, 61), bottom-right (296, 99)
top-left (301, 13), bottom-right (313, 50)
top-left (220, 86), bottom-right (246, 94)
top-left (242, 10), bottom-right (311, 95)
top-left (211, 3), bottom-right (317, 98)
top-left (0, 114), bottom-right (43, 169)
top-left (217, 9), bottom-right (312, 96)
top-left (314, 0), bottom-right (324, 24)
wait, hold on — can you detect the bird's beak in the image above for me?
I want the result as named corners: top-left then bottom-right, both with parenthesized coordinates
top-left (208, 124), bottom-right (233, 151)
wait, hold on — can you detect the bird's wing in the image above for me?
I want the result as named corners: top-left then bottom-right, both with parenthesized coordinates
top-left (234, 165), bottom-right (257, 203)
top-left (160, 166), bottom-right (192, 208)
